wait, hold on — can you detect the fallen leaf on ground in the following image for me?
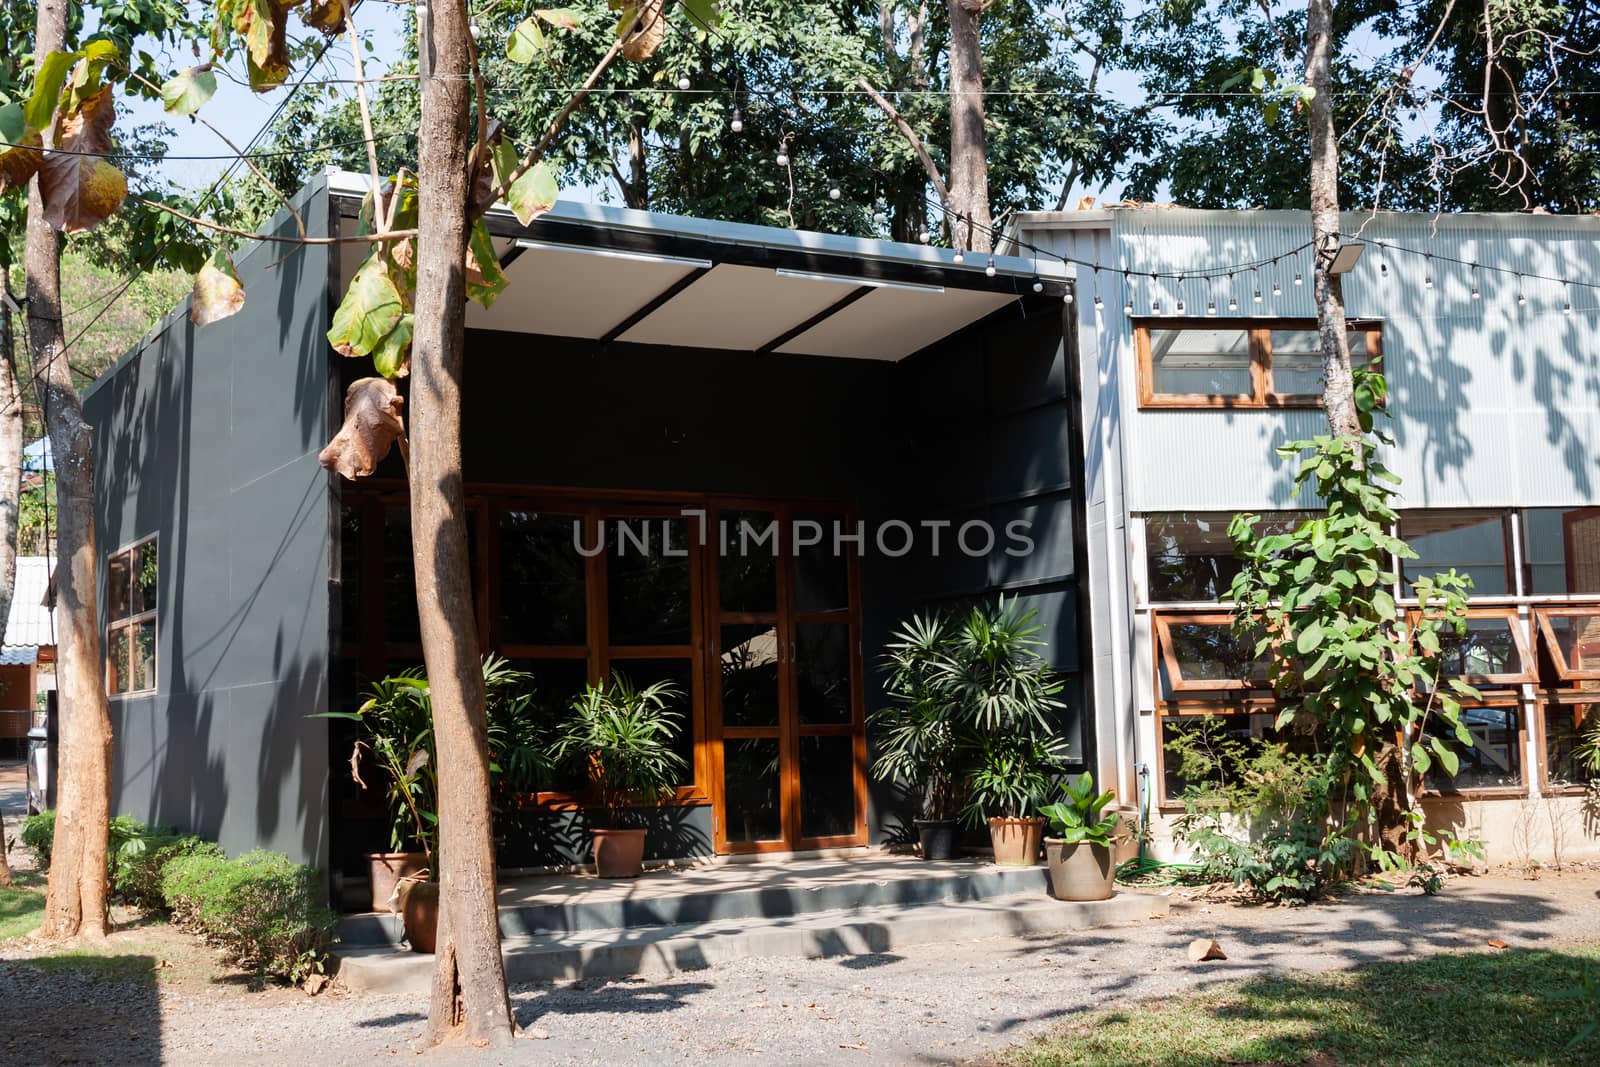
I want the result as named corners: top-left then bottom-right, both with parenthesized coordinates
top-left (1487, 937), bottom-right (1509, 949)
top-left (1187, 938), bottom-right (1228, 962)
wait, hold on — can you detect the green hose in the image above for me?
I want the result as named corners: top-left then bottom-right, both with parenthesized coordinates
top-left (1113, 762), bottom-right (1204, 886)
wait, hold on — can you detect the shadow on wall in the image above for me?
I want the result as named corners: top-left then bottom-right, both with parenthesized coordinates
top-left (94, 196), bottom-right (332, 868)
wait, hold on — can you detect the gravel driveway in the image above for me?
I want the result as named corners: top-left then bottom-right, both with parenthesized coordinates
top-left (4, 869), bottom-right (1599, 1066)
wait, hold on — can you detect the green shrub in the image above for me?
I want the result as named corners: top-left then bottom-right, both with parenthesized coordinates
top-left (161, 850), bottom-right (335, 981)
top-left (114, 833), bottom-right (224, 910)
top-left (20, 810), bottom-right (53, 865)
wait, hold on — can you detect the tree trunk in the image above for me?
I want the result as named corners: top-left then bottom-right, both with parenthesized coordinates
top-left (1306, 0), bottom-right (1360, 440)
top-left (0, 278), bottom-right (22, 891)
top-left (28, 0), bottom-right (112, 943)
top-left (415, 0), bottom-right (514, 1047)
top-left (946, 0), bottom-right (992, 253)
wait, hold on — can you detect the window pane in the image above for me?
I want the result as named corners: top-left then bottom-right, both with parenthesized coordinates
top-left (719, 510), bottom-right (779, 614)
top-left (1268, 329), bottom-right (1372, 395)
top-left (795, 623), bottom-right (851, 725)
top-left (800, 735), bottom-right (856, 840)
top-left (1148, 328), bottom-right (1251, 397)
top-left (607, 517), bottom-right (692, 646)
top-left (1145, 511), bottom-right (1311, 602)
top-left (1401, 512), bottom-right (1509, 594)
top-left (1540, 611), bottom-right (1600, 676)
top-left (1522, 508), bottom-right (1600, 595)
top-left (1424, 706), bottom-right (1520, 792)
top-left (608, 657), bottom-right (695, 789)
top-left (500, 511), bottom-right (585, 646)
top-left (504, 657), bottom-right (592, 794)
top-left (383, 508), bottom-right (421, 645)
top-left (1160, 620), bottom-right (1270, 690)
top-left (1160, 714), bottom-right (1322, 800)
top-left (1544, 704), bottom-right (1600, 789)
top-left (132, 620), bottom-right (156, 692)
top-left (794, 513), bottom-right (850, 613)
top-left (723, 737), bottom-right (782, 842)
top-left (131, 540), bottom-right (157, 615)
top-left (1432, 615), bottom-right (1526, 680)
top-left (107, 551), bottom-right (129, 622)
top-left (108, 628), bottom-right (130, 695)
top-left (719, 623), bottom-right (779, 727)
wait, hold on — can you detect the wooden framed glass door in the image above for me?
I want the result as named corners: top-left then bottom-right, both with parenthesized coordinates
top-left (708, 502), bottom-right (867, 854)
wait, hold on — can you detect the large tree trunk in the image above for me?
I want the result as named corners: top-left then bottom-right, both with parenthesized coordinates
top-left (1306, 0), bottom-right (1359, 440)
top-left (415, 0), bottom-right (514, 1047)
top-left (947, 0), bottom-right (993, 253)
top-left (28, 0), bottom-right (111, 942)
top-left (0, 278), bottom-right (23, 890)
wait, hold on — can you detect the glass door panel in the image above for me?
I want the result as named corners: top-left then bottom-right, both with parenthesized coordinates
top-left (719, 623), bottom-right (781, 727)
top-left (795, 623), bottom-right (852, 725)
top-left (607, 516), bottom-right (693, 645)
top-left (799, 735), bottom-right (857, 840)
top-left (722, 738), bottom-right (784, 843)
top-left (719, 510), bottom-right (779, 613)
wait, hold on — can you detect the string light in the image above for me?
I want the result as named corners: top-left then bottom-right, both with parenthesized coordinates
top-left (985, 257), bottom-right (997, 278)
top-left (1123, 271), bottom-right (1133, 317)
top-left (1516, 276), bottom-right (1526, 306)
top-left (1470, 263), bottom-right (1481, 300)
top-left (872, 200), bottom-right (886, 227)
top-left (828, 183), bottom-right (841, 200)
top-left (1565, 284), bottom-right (1574, 315)
top-left (1272, 279), bottom-right (1282, 298)
top-left (678, 74), bottom-right (692, 91)
top-left (1151, 298), bottom-right (1162, 315)
top-left (918, 229), bottom-right (930, 244)
top-left (729, 107), bottom-right (743, 133)
top-left (952, 249), bottom-right (965, 265)
top-left (1175, 296), bottom-right (1186, 314)
top-left (1294, 271), bottom-right (1303, 287)
top-left (1206, 299), bottom-right (1216, 316)
top-left (1227, 276), bottom-right (1238, 312)
top-left (1253, 287), bottom-right (1263, 304)
top-left (1064, 287), bottom-right (1074, 305)
top-left (1032, 276), bottom-right (1044, 293)
top-left (775, 146), bottom-right (789, 167)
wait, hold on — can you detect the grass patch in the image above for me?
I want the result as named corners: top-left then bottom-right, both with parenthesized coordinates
top-left (0, 881), bottom-right (46, 941)
top-left (22, 950), bottom-right (160, 983)
top-left (997, 946), bottom-right (1600, 1067)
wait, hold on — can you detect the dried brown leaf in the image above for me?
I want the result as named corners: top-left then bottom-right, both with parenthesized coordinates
top-left (0, 129), bottom-right (44, 195)
top-left (620, 0), bottom-right (668, 61)
top-left (302, 0), bottom-right (349, 36)
top-left (39, 84), bottom-right (126, 233)
top-left (318, 377), bottom-right (404, 480)
top-left (190, 251), bottom-right (246, 326)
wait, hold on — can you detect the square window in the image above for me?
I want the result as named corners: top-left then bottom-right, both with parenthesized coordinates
top-left (1400, 511), bottom-right (1510, 595)
top-left (1146, 328), bottom-right (1252, 399)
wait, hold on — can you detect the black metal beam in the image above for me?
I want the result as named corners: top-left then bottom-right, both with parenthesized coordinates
top-left (755, 286), bottom-right (872, 354)
top-left (598, 266), bottom-right (713, 345)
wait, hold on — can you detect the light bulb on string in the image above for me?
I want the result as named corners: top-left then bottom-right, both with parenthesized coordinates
top-left (1175, 296), bottom-right (1186, 314)
top-left (1151, 298), bottom-right (1162, 315)
top-left (1565, 284), bottom-right (1574, 315)
top-left (1293, 271), bottom-right (1303, 287)
top-left (953, 249), bottom-right (965, 265)
top-left (1032, 277), bottom-right (1044, 293)
top-left (1206, 299), bottom-right (1216, 316)
top-left (1254, 287), bottom-right (1263, 304)
top-left (1227, 277), bottom-right (1238, 312)
top-left (1379, 260), bottom-right (1389, 280)
top-left (729, 107), bottom-right (743, 133)
top-left (678, 74), bottom-right (692, 91)
top-left (872, 200), bottom-right (887, 227)
top-left (1064, 288), bottom-right (1074, 305)
top-left (1122, 271), bottom-right (1133, 316)
top-left (828, 183), bottom-right (841, 200)
top-left (918, 229), bottom-right (930, 244)
top-left (469, 20), bottom-right (480, 39)
top-left (775, 146), bottom-right (789, 167)
top-left (985, 257), bottom-right (997, 278)
top-left (1470, 264), bottom-right (1481, 300)
top-left (1516, 276), bottom-right (1526, 306)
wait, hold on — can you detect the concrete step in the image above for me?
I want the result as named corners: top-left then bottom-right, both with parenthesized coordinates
top-left (338, 860), bottom-right (1052, 948)
top-left (334, 888), bottom-right (1171, 994)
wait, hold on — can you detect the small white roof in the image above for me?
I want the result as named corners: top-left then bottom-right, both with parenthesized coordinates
top-left (2, 557), bottom-right (55, 650)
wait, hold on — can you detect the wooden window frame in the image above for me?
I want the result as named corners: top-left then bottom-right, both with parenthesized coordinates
top-left (1135, 318), bottom-right (1382, 410)
top-left (106, 534), bottom-right (157, 698)
top-left (1533, 691), bottom-right (1600, 795)
top-left (1399, 509), bottom-right (1516, 597)
top-left (1419, 694), bottom-right (1527, 799)
top-left (1534, 606), bottom-right (1600, 683)
top-left (1153, 611), bottom-right (1272, 695)
top-left (1408, 606), bottom-right (1536, 688)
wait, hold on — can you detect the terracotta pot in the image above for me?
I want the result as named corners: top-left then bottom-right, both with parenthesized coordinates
top-left (592, 828), bottom-right (647, 878)
top-left (914, 819), bottom-right (960, 861)
top-left (988, 816), bottom-right (1045, 866)
top-left (1044, 838), bottom-right (1115, 901)
top-left (400, 880), bottom-right (439, 954)
top-left (367, 851), bottom-right (427, 911)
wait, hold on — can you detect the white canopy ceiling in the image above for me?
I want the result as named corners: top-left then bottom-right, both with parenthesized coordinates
top-left (330, 172), bottom-right (1071, 363)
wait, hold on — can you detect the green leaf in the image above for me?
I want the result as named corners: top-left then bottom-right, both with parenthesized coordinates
top-left (161, 67), bottom-right (217, 117)
top-left (0, 102), bottom-right (27, 144)
top-left (465, 220), bottom-right (508, 308)
top-left (26, 49), bottom-right (79, 131)
top-left (504, 160), bottom-right (559, 225)
top-left (328, 253), bottom-right (405, 358)
top-left (370, 313), bottom-right (413, 378)
top-left (507, 17), bottom-right (546, 64)
top-left (1295, 620), bottom-right (1323, 656)
top-left (535, 8), bottom-right (583, 29)
top-left (1432, 739), bottom-right (1459, 777)
top-left (1411, 742), bottom-right (1431, 774)
top-left (680, 0), bottom-right (721, 29)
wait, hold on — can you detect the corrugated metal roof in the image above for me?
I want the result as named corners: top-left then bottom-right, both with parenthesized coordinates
top-left (3, 557), bottom-right (55, 649)
top-left (0, 646), bottom-right (38, 665)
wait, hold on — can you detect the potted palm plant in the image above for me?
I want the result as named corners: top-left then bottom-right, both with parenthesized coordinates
top-left (871, 613), bottom-right (967, 859)
top-left (557, 672), bottom-right (688, 878)
top-left (948, 597), bottom-right (1067, 866)
top-left (1040, 772), bottom-right (1123, 900)
top-left (318, 656), bottom-right (548, 949)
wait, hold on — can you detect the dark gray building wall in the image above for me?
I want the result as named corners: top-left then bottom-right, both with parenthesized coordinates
top-left (84, 182), bottom-right (335, 869)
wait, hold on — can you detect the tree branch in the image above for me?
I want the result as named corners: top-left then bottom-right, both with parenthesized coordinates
top-left (133, 196), bottom-right (417, 245)
top-left (856, 76), bottom-right (950, 215)
top-left (344, 5), bottom-right (389, 234)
